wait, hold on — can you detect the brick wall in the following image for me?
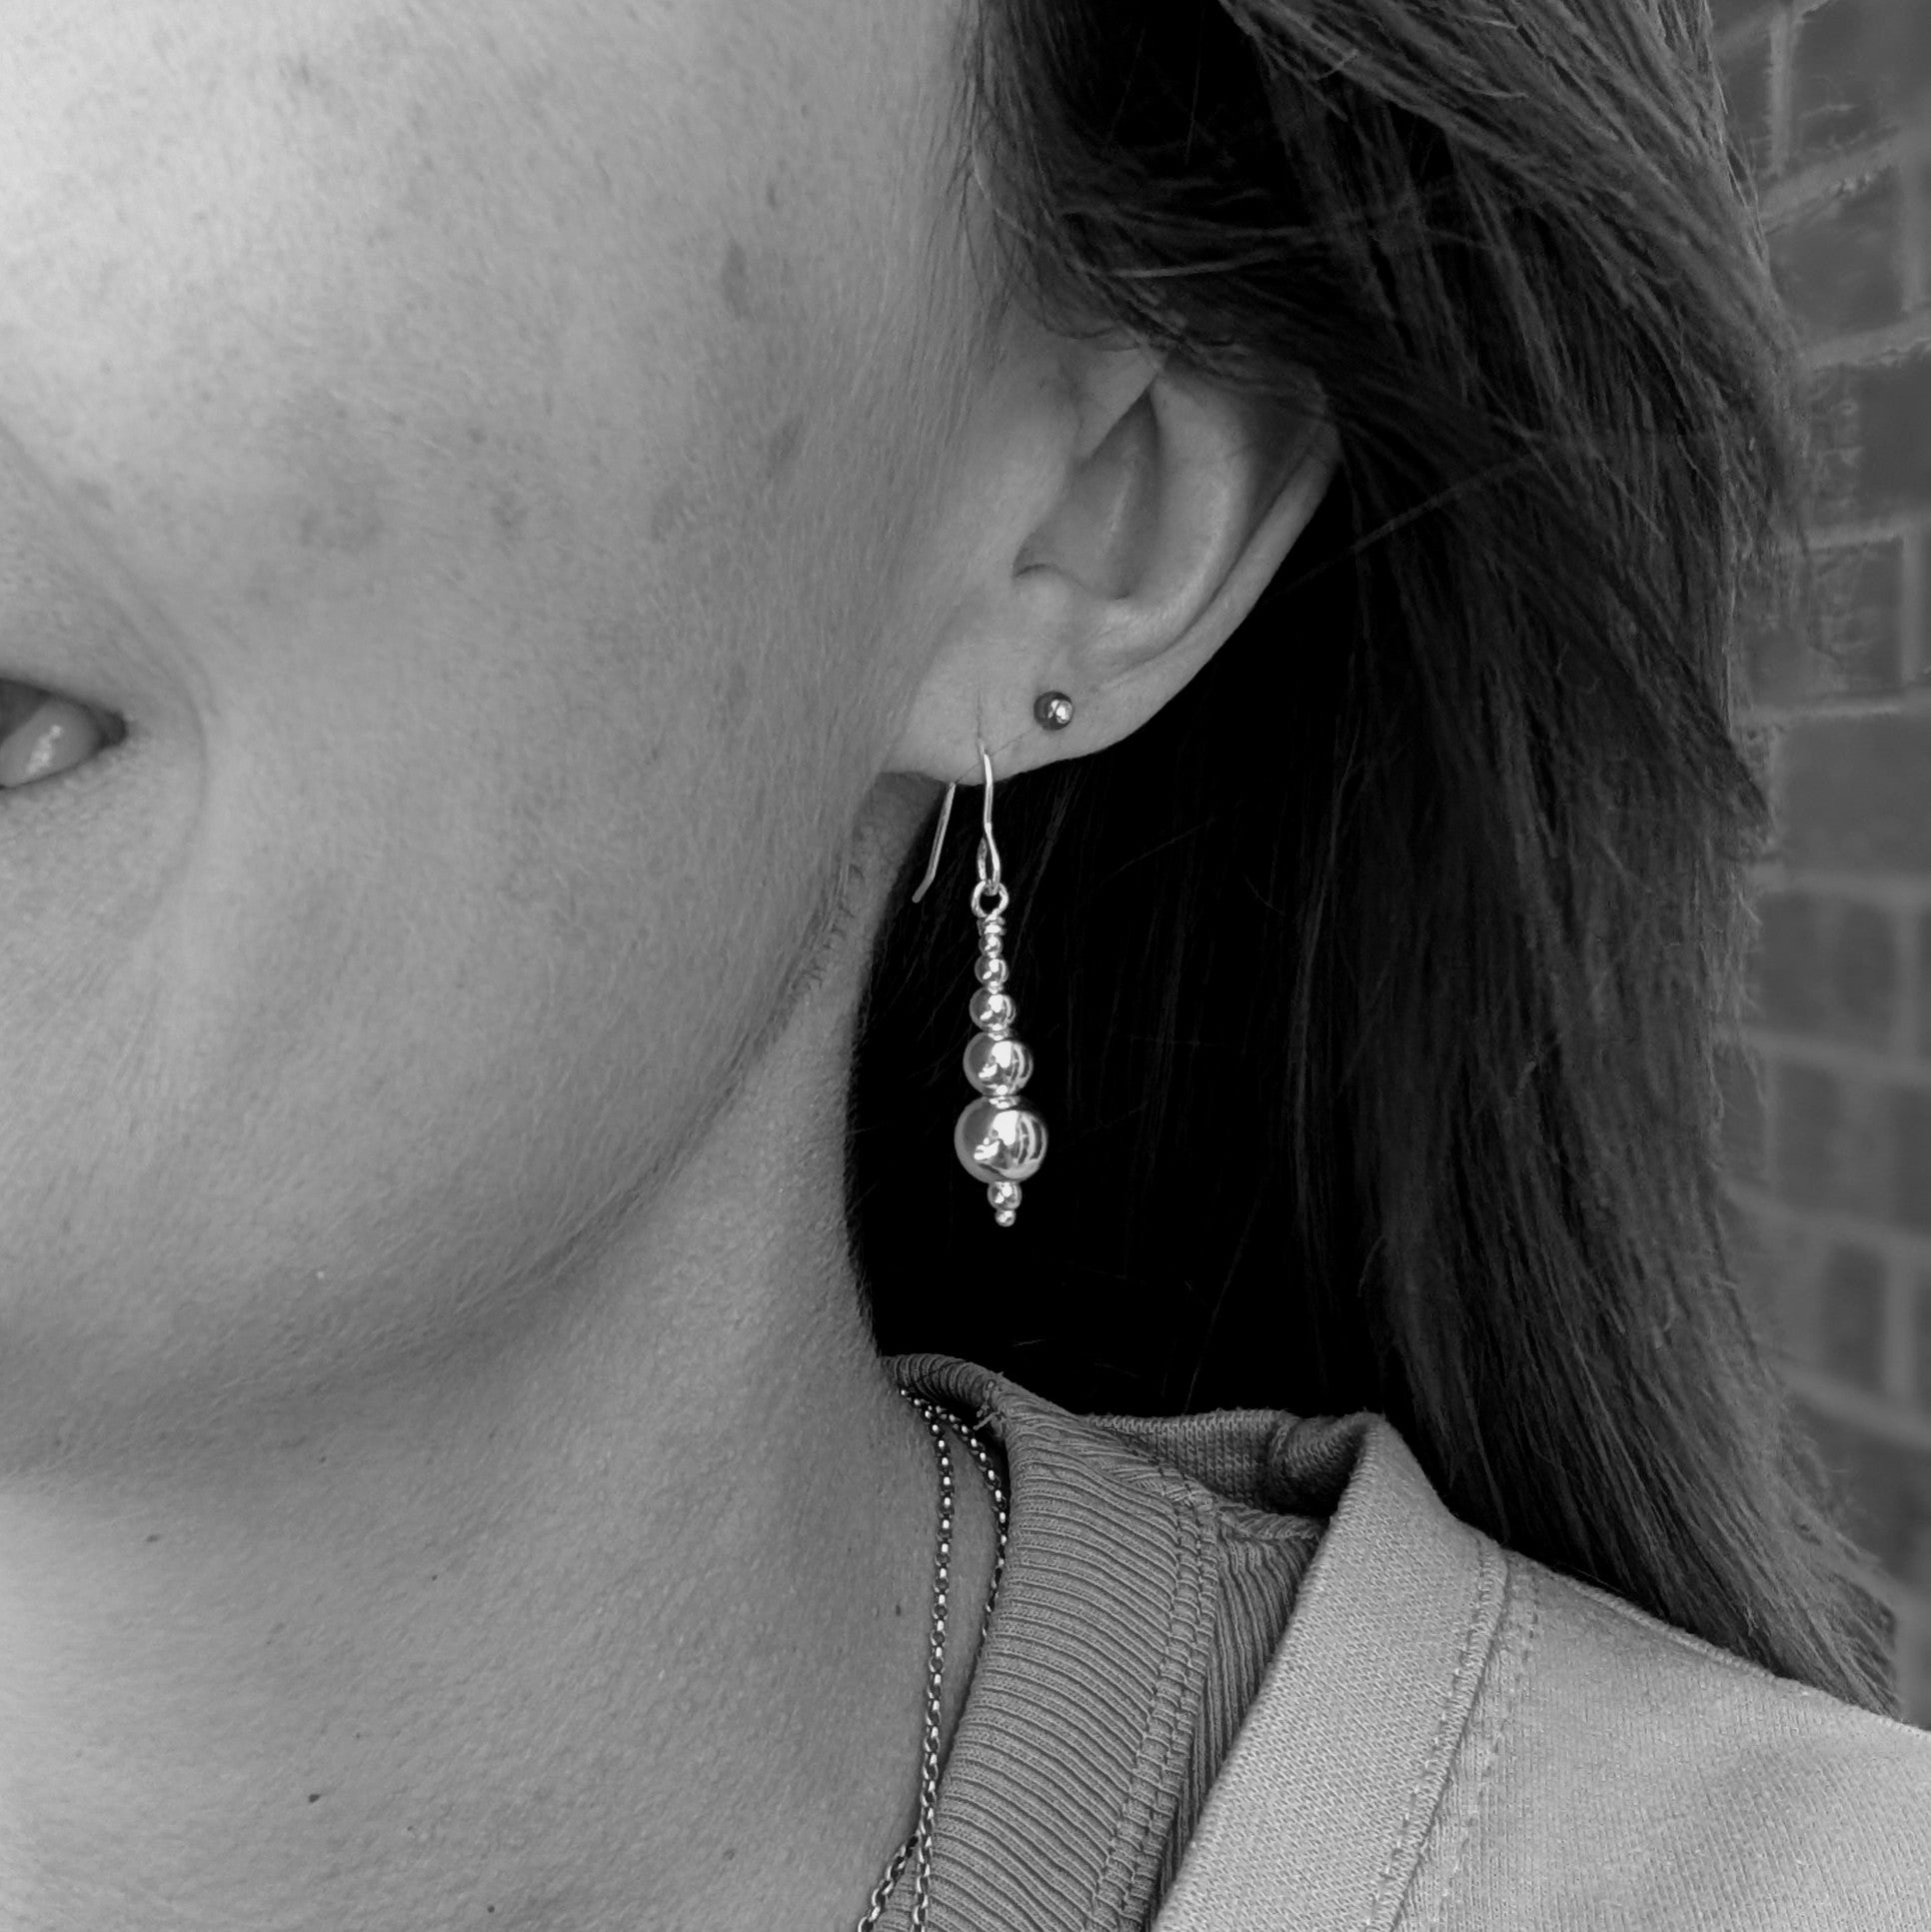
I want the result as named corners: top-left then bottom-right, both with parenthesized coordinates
top-left (1712, 0), bottom-right (1931, 1723)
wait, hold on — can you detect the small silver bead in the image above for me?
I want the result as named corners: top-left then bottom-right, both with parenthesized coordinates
top-left (968, 986), bottom-right (1017, 1033)
top-left (974, 955), bottom-right (1009, 988)
top-left (964, 1031), bottom-right (1032, 1094)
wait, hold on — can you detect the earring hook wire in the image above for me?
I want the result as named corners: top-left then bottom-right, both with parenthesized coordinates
top-left (975, 745), bottom-right (1001, 890)
top-left (910, 784), bottom-right (955, 906)
top-left (910, 743), bottom-right (1001, 906)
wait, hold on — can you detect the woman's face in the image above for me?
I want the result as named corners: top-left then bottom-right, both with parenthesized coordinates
top-left (0, 0), bottom-right (977, 1433)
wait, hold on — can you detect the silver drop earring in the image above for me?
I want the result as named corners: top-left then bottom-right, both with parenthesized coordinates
top-left (912, 741), bottom-right (1051, 1227)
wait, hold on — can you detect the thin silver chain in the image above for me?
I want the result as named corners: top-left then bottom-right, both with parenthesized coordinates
top-left (855, 1390), bottom-right (1009, 1932)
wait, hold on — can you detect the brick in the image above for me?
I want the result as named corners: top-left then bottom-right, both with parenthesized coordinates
top-left (1717, 1039), bottom-right (1770, 1180)
top-left (1800, 364), bottom-right (1863, 518)
top-left (1793, 0), bottom-right (1881, 158)
top-left (1773, 1059), bottom-right (1838, 1206)
top-left (1770, 1050), bottom-right (1894, 1212)
top-left (1774, 712), bottom-right (1931, 872)
top-left (1770, 172), bottom-right (1903, 337)
top-left (1919, 909), bottom-right (1931, 1061)
top-left (1771, 1058), bottom-right (1896, 1216)
top-left (1830, 900), bottom-right (1901, 1045)
top-left (1750, 539), bottom-right (1904, 702)
top-left (1720, 33), bottom-right (1775, 180)
top-left (1819, 1241), bottom-right (1889, 1388)
top-left (1795, 1403), bottom-right (1931, 1591)
top-left (1898, 1085), bottom-right (1931, 1233)
top-left (1710, 0), bottom-right (1779, 37)
top-left (1913, 524), bottom-right (1930, 686)
top-left (1857, 351), bottom-right (1931, 510)
top-left (1792, 0), bottom-right (1931, 164)
top-left (1747, 891), bottom-right (1829, 1029)
top-left (1918, 154), bottom-right (1931, 312)
top-left (1803, 352), bottom-right (1931, 522)
top-left (1915, 1266), bottom-right (1931, 1408)
top-left (1741, 542), bottom-right (1904, 702)
top-left (1742, 891), bottom-right (1897, 1055)
top-left (1813, 541), bottom-right (1904, 690)
top-left (1749, 1212), bottom-right (1831, 1363)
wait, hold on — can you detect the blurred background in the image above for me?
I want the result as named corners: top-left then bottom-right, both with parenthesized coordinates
top-left (1713, 0), bottom-right (1931, 1724)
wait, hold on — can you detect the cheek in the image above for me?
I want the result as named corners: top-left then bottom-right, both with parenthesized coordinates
top-left (0, 0), bottom-right (935, 1409)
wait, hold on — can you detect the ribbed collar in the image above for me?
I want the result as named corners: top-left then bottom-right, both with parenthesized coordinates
top-left (880, 1352), bottom-right (1351, 1932)
top-left (1147, 1410), bottom-right (1510, 1932)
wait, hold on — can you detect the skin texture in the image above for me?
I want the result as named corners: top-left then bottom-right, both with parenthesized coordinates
top-left (0, 1), bottom-right (1335, 1924)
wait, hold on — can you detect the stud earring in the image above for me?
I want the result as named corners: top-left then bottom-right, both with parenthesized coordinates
top-left (1033, 691), bottom-right (1074, 732)
top-left (911, 745), bottom-right (1048, 1227)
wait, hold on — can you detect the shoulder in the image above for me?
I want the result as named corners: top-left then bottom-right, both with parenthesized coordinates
top-left (1120, 1410), bottom-right (1928, 1932)
top-left (1419, 1545), bottom-right (1931, 1931)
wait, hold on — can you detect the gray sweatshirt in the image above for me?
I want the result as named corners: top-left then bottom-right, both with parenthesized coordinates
top-left (884, 1351), bottom-right (1931, 1932)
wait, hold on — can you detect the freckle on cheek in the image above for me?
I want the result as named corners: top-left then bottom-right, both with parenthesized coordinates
top-left (649, 482), bottom-right (689, 545)
top-left (719, 242), bottom-right (752, 322)
top-left (714, 660), bottom-right (752, 738)
top-left (296, 488), bottom-right (384, 557)
top-left (491, 488), bottom-right (530, 546)
top-left (762, 415), bottom-right (804, 484)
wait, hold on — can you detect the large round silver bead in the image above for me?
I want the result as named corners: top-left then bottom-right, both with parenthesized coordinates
top-left (954, 1098), bottom-right (1048, 1182)
top-left (968, 986), bottom-right (1017, 1033)
top-left (964, 1031), bottom-right (1032, 1095)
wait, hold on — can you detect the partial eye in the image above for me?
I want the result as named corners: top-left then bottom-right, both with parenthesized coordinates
top-left (0, 678), bottom-right (122, 790)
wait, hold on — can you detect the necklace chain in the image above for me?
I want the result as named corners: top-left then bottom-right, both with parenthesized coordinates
top-left (855, 1389), bottom-right (1009, 1932)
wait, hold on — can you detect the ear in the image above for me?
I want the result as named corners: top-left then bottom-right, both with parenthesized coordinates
top-left (887, 336), bottom-right (1338, 785)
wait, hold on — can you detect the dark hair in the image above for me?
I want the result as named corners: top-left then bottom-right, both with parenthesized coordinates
top-left (847, 0), bottom-right (1895, 1714)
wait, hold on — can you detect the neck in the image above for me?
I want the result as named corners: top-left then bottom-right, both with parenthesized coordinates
top-left (0, 860), bottom-right (999, 1929)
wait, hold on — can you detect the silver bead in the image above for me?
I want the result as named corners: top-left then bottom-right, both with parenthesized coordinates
top-left (964, 1031), bottom-right (1032, 1094)
top-left (954, 1098), bottom-right (1048, 1182)
top-left (974, 955), bottom-right (1009, 988)
top-left (1032, 691), bottom-right (1074, 732)
top-left (987, 1179), bottom-right (1022, 1226)
top-left (968, 986), bottom-right (1017, 1033)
